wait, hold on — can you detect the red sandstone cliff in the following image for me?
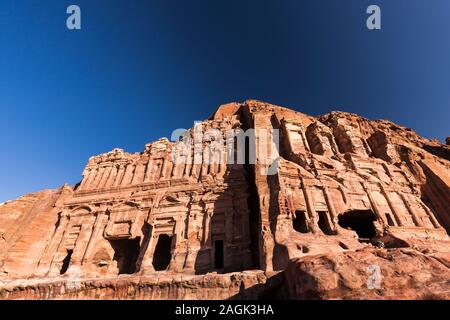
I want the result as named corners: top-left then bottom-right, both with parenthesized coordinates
top-left (0, 100), bottom-right (449, 300)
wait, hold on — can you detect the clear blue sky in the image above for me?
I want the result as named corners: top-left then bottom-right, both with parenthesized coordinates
top-left (1, 0), bottom-right (449, 202)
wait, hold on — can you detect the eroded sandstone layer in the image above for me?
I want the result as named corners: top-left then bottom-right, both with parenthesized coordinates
top-left (284, 248), bottom-right (450, 299)
top-left (0, 100), bottom-right (449, 299)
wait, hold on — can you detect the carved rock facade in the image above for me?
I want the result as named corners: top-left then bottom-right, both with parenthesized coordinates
top-left (0, 100), bottom-right (449, 299)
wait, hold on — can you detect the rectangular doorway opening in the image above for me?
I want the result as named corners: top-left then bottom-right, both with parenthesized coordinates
top-left (338, 210), bottom-right (377, 243)
top-left (60, 249), bottom-right (73, 275)
top-left (318, 211), bottom-right (334, 235)
top-left (293, 211), bottom-right (309, 233)
top-left (152, 234), bottom-right (173, 271)
top-left (214, 240), bottom-right (224, 269)
top-left (109, 238), bottom-right (141, 275)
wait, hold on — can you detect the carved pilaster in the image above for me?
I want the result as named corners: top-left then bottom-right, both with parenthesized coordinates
top-left (301, 179), bottom-right (319, 233)
top-left (323, 185), bottom-right (338, 232)
top-left (362, 183), bottom-right (387, 226)
top-left (121, 164), bottom-right (135, 186)
top-left (104, 166), bottom-right (118, 188)
top-left (398, 193), bottom-right (422, 227)
top-left (113, 164), bottom-right (126, 187)
top-left (98, 166), bottom-right (112, 189)
top-left (379, 183), bottom-right (404, 227)
top-left (67, 215), bottom-right (96, 273)
top-left (34, 213), bottom-right (70, 276)
top-left (81, 211), bottom-right (107, 264)
top-left (132, 162), bottom-right (146, 184)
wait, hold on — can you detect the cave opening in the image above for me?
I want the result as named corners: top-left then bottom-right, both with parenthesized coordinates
top-left (214, 240), bottom-right (224, 269)
top-left (109, 238), bottom-right (141, 274)
top-left (338, 210), bottom-right (377, 242)
top-left (152, 234), bottom-right (173, 271)
top-left (293, 211), bottom-right (309, 233)
top-left (60, 249), bottom-right (73, 275)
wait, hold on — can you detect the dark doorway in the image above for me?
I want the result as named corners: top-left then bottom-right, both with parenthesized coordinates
top-left (60, 249), bottom-right (73, 275)
top-left (214, 240), bottom-right (224, 269)
top-left (293, 211), bottom-right (309, 233)
top-left (318, 211), bottom-right (334, 235)
top-left (338, 210), bottom-right (377, 242)
top-left (152, 234), bottom-right (173, 271)
top-left (109, 238), bottom-right (141, 274)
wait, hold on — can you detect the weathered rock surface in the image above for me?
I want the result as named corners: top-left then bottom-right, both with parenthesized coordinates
top-left (284, 248), bottom-right (450, 300)
top-left (0, 100), bottom-right (449, 299)
top-left (0, 270), bottom-right (283, 300)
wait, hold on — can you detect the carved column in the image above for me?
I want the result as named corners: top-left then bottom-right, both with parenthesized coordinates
top-left (322, 185), bottom-right (338, 231)
top-left (157, 158), bottom-right (166, 180)
top-left (217, 146), bottom-right (227, 177)
top-left (153, 159), bottom-right (164, 181)
top-left (84, 168), bottom-right (99, 190)
top-left (67, 215), bottom-right (96, 274)
top-left (201, 148), bottom-right (210, 178)
top-left (34, 213), bottom-right (70, 276)
top-left (300, 129), bottom-right (311, 152)
top-left (191, 147), bottom-right (202, 180)
top-left (183, 207), bottom-right (202, 272)
top-left (144, 159), bottom-right (154, 182)
top-left (202, 209), bottom-right (213, 247)
top-left (113, 164), bottom-right (126, 187)
top-left (139, 233), bottom-right (157, 274)
top-left (420, 202), bottom-right (442, 229)
top-left (48, 219), bottom-right (75, 276)
top-left (379, 183), bottom-right (404, 226)
top-left (132, 162), bottom-right (146, 184)
top-left (173, 216), bottom-right (184, 247)
top-left (183, 149), bottom-right (193, 178)
top-left (164, 156), bottom-right (174, 180)
top-left (168, 215), bottom-right (186, 272)
top-left (172, 159), bottom-right (185, 179)
top-left (81, 211), bottom-right (107, 264)
top-left (91, 167), bottom-right (106, 189)
top-left (210, 147), bottom-right (220, 175)
top-left (399, 193), bottom-right (422, 227)
top-left (98, 166), bottom-right (112, 189)
top-left (202, 209), bottom-right (214, 269)
top-left (104, 166), bottom-right (118, 188)
top-left (362, 183), bottom-right (387, 226)
top-left (301, 179), bottom-right (319, 233)
top-left (121, 164), bottom-right (135, 186)
top-left (159, 156), bottom-right (167, 180)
